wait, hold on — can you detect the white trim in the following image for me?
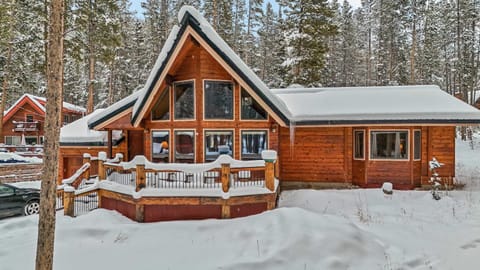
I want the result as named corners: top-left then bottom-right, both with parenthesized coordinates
top-left (413, 129), bottom-right (421, 161)
top-left (202, 79), bottom-right (235, 121)
top-left (150, 86), bottom-right (171, 122)
top-left (353, 129), bottom-right (365, 160)
top-left (173, 80), bottom-right (196, 121)
top-left (173, 129), bottom-right (196, 163)
top-left (203, 128), bottom-right (235, 161)
top-left (369, 129), bottom-right (410, 161)
top-left (239, 129), bottom-right (269, 160)
top-left (151, 129), bottom-right (171, 163)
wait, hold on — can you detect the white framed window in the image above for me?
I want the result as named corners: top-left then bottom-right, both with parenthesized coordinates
top-left (241, 130), bottom-right (268, 160)
top-left (204, 130), bottom-right (233, 161)
top-left (174, 130), bottom-right (195, 163)
top-left (152, 130), bottom-right (169, 163)
top-left (204, 80), bottom-right (234, 120)
top-left (414, 130), bottom-right (421, 160)
top-left (151, 87), bottom-right (170, 121)
top-left (174, 81), bottom-right (195, 120)
top-left (25, 136), bottom-right (38, 145)
top-left (353, 130), bottom-right (365, 160)
top-left (5, 136), bottom-right (21, 145)
top-left (370, 131), bottom-right (409, 160)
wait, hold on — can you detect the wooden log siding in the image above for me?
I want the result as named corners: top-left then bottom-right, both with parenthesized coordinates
top-left (279, 126), bottom-right (456, 189)
top-left (138, 36), bottom-right (277, 163)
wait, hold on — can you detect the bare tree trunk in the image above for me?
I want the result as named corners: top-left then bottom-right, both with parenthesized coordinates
top-left (410, 0), bottom-right (416, 84)
top-left (35, 0), bottom-right (64, 269)
top-left (0, 42), bottom-right (12, 144)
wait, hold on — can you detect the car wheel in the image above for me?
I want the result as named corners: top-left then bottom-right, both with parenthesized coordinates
top-left (24, 200), bottom-right (40, 215)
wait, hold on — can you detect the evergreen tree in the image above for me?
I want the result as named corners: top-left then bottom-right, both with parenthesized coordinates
top-left (283, 0), bottom-right (337, 86)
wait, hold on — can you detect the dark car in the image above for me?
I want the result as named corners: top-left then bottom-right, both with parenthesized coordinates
top-left (0, 183), bottom-right (40, 218)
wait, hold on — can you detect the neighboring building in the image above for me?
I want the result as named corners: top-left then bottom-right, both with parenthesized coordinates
top-left (2, 94), bottom-right (85, 146)
top-left (60, 6), bottom-right (480, 190)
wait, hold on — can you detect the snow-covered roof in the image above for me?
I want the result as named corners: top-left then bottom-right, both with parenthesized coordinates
top-left (88, 89), bottom-right (142, 129)
top-left (4, 93), bottom-right (86, 116)
top-left (61, 109), bottom-right (122, 144)
top-left (130, 5), bottom-right (291, 126)
top-left (271, 85), bottom-right (480, 125)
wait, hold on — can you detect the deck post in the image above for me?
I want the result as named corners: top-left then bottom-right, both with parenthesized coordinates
top-left (98, 151), bottom-right (107, 180)
top-left (82, 153), bottom-right (91, 180)
top-left (135, 156), bottom-right (146, 192)
top-left (63, 186), bottom-right (75, 217)
top-left (221, 163), bottom-right (230, 193)
top-left (262, 150), bottom-right (278, 192)
top-left (135, 204), bottom-right (145, 222)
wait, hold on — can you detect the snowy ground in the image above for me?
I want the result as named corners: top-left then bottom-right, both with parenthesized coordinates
top-left (0, 152), bottom-right (42, 163)
top-left (1, 139), bottom-right (480, 269)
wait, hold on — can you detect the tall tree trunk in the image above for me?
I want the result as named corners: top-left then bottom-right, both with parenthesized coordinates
top-left (0, 41), bottom-right (12, 144)
top-left (86, 0), bottom-right (95, 114)
top-left (35, 0), bottom-right (64, 269)
top-left (410, 0), bottom-right (416, 84)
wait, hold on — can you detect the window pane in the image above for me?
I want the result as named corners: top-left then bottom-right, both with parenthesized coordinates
top-left (174, 131), bottom-right (195, 163)
top-left (152, 88), bottom-right (170, 120)
top-left (5, 136), bottom-right (21, 145)
top-left (354, 131), bottom-right (364, 159)
top-left (204, 81), bottom-right (233, 119)
top-left (25, 136), bottom-right (37, 145)
top-left (370, 131), bottom-right (408, 160)
top-left (414, 130), bottom-right (421, 160)
top-left (26, 115), bottom-right (34, 122)
top-left (174, 82), bottom-right (194, 119)
top-left (152, 131), bottom-right (169, 163)
top-left (241, 130), bottom-right (268, 160)
top-left (241, 88), bottom-right (267, 120)
top-left (205, 131), bottom-right (233, 161)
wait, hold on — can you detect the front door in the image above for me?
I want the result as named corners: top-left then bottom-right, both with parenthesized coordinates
top-left (128, 130), bottom-right (145, 161)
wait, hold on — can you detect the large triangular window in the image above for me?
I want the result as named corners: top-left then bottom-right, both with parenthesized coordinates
top-left (151, 87), bottom-right (170, 121)
top-left (241, 88), bottom-right (267, 120)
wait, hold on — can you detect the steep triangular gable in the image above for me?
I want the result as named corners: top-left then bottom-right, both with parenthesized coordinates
top-left (131, 6), bottom-right (291, 127)
top-left (3, 94), bottom-right (46, 123)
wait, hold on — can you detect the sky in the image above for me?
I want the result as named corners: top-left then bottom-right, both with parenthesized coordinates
top-left (128, 0), bottom-right (362, 17)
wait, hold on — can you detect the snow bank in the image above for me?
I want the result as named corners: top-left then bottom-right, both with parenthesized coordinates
top-left (0, 152), bottom-right (42, 163)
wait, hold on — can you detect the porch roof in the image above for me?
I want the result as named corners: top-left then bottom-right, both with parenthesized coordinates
top-left (271, 85), bottom-right (480, 125)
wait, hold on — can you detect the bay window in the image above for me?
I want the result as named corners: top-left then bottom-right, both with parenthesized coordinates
top-left (370, 131), bottom-right (408, 160)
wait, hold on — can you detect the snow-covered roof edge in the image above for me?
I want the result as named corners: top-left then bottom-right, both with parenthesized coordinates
top-left (88, 89), bottom-right (143, 129)
top-left (4, 93), bottom-right (86, 117)
top-left (130, 6), bottom-right (291, 126)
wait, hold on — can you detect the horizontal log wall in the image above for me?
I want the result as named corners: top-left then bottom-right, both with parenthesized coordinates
top-left (0, 163), bottom-right (43, 183)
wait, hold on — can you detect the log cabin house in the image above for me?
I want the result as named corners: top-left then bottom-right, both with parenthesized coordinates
top-left (57, 6), bottom-right (480, 221)
top-left (2, 94), bottom-right (85, 149)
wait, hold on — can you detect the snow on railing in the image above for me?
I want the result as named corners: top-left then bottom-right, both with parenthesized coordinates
top-left (102, 153), bottom-right (276, 193)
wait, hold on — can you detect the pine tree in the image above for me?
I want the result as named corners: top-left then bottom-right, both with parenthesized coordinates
top-left (283, 0), bottom-right (337, 86)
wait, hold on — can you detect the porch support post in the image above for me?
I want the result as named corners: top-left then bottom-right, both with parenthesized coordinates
top-left (221, 163), bottom-right (230, 193)
top-left (107, 129), bottom-right (113, 159)
top-left (135, 204), bottom-right (144, 222)
top-left (98, 151), bottom-right (107, 180)
top-left (135, 156), bottom-right (146, 192)
top-left (82, 153), bottom-right (91, 180)
top-left (63, 186), bottom-right (75, 217)
top-left (262, 150), bottom-right (278, 192)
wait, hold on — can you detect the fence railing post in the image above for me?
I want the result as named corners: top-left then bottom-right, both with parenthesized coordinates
top-left (135, 156), bottom-right (146, 192)
top-left (221, 163), bottom-right (230, 193)
top-left (262, 150), bottom-right (277, 192)
top-left (63, 186), bottom-right (75, 217)
top-left (98, 151), bottom-right (107, 180)
top-left (82, 153), bottom-right (91, 180)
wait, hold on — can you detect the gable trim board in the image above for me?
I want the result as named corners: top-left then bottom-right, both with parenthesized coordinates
top-left (130, 8), bottom-right (290, 128)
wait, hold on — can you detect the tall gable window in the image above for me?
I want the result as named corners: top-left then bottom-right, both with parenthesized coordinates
top-left (204, 81), bottom-right (233, 119)
top-left (152, 87), bottom-right (170, 120)
top-left (241, 88), bottom-right (267, 120)
top-left (174, 81), bottom-right (194, 120)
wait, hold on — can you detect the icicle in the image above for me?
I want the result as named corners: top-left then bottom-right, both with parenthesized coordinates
top-left (289, 120), bottom-right (296, 159)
